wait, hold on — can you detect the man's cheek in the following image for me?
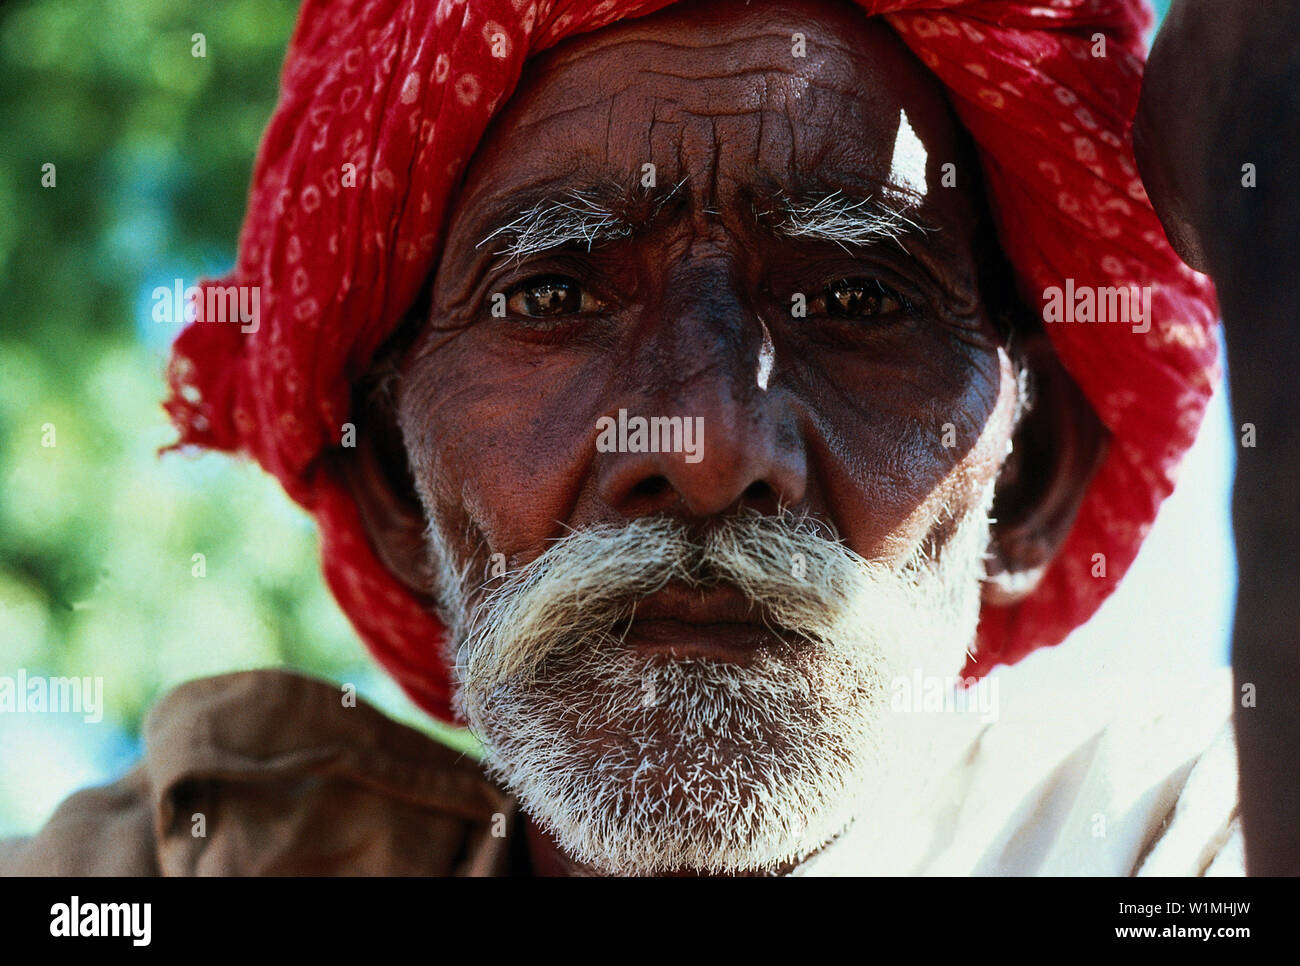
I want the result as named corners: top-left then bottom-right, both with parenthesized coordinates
top-left (806, 361), bottom-right (1004, 557)
top-left (904, 351), bottom-right (1021, 536)
top-left (865, 348), bottom-right (1008, 487)
top-left (421, 391), bottom-right (599, 561)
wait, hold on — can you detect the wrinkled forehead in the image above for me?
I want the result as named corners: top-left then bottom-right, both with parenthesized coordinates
top-left (446, 0), bottom-right (976, 252)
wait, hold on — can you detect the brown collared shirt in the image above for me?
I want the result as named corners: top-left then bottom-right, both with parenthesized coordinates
top-left (0, 670), bottom-right (522, 876)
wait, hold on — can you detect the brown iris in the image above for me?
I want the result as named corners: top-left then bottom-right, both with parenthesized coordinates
top-left (508, 275), bottom-right (584, 317)
top-left (825, 277), bottom-right (906, 317)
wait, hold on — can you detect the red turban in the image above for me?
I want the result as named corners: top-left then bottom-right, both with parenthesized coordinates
top-left (164, 0), bottom-right (1219, 723)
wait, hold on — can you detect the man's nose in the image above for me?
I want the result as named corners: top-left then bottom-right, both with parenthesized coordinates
top-left (595, 270), bottom-right (807, 519)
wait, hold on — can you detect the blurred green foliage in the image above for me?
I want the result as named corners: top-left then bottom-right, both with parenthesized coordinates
top-left (0, 0), bottom-right (478, 775)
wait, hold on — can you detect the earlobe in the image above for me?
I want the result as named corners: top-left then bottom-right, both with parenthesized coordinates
top-left (983, 333), bottom-right (1110, 606)
top-left (333, 387), bottom-right (440, 603)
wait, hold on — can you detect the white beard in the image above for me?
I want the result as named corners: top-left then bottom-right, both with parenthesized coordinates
top-left (431, 494), bottom-right (993, 875)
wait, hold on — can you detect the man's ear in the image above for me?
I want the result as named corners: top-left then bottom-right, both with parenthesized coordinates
top-left (331, 371), bottom-right (440, 604)
top-left (983, 332), bottom-right (1110, 606)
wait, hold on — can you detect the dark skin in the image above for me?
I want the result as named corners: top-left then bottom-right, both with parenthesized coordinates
top-left (1136, 0), bottom-right (1300, 875)
top-left (338, 0), bottom-right (1106, 875)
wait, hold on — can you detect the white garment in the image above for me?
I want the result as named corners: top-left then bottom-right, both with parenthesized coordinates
top-left (801, 665), bottom-right (1240, 876)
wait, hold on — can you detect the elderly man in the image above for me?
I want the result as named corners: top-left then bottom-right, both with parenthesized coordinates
top-left (2, 0), bottom-right (1270, 876)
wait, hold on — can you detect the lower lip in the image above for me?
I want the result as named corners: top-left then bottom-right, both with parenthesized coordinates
top-left (620, 618), bottom-right (786, 662)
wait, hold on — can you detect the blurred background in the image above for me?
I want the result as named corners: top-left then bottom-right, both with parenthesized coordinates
top-left (0, 0), bottom-right (1226, 838)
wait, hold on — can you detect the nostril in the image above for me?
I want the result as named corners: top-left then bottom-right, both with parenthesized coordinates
top-left (743, 480), bottom-right (773, 503)
top-left (631, 475), bottom-right (670, 500)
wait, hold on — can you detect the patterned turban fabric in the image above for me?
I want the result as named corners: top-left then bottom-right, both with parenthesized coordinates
top-left (163, 0), bottom-right (1220, 723)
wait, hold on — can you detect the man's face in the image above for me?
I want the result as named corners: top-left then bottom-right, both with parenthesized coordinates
top-left (395, 0), bottom-right (1023, 873)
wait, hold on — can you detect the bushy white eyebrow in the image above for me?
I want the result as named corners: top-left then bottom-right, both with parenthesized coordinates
top-left (476, 182), bottom-right (926, 262)
top-left (475, 190), bottom-right (633, 263)
top-left (765, 188), bottom-right (930, 249)
top-left (476, 179), bottom-right (689, 264)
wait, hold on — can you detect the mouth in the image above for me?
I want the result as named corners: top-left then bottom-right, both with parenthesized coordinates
top-left (614, 581), bottom-right (793, 663)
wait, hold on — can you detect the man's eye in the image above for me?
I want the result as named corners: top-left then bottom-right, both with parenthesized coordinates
top-left (823, 277), bottom-right (910, 317)
top-left (505, 275), bottom-right (592, 317)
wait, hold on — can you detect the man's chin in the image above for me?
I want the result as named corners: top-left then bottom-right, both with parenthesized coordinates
top-left (466, 648), bottom-right (905, 876)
